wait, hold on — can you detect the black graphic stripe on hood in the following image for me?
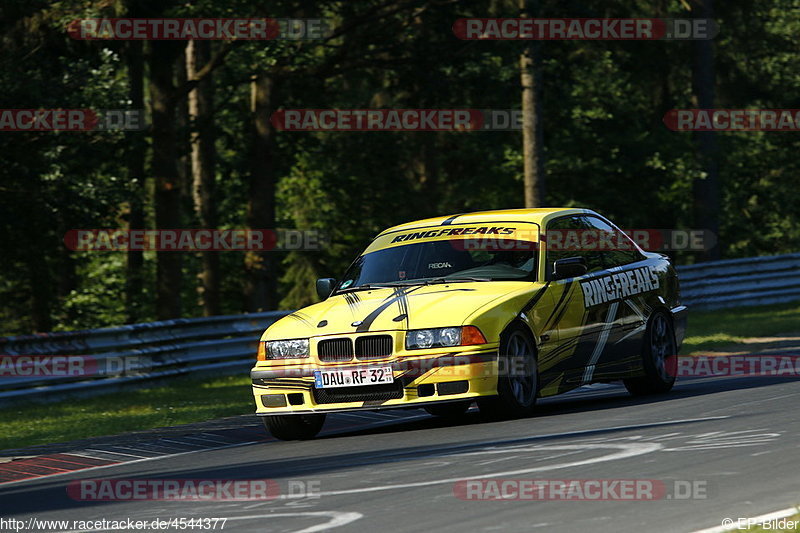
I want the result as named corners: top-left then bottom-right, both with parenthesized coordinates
top-left (344, 292), bottom-right (361, 314)
top-left (355, 286), bottom-right (422, 333)
top-left (286, 312), bottom-right (313, 327)
top-left (394, 287), bottom-right (410, 328)
top-left (395, 288), bottom-right (408, 316)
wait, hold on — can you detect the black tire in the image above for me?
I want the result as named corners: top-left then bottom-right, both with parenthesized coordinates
top-left (263, 414), bottom-right (326, 440)
top-left (478, 324), bottom-right (538, 419)
top-left (424, 401), bottom-right (472, 418)
top-left (623, 311), bottom-right (677, 396)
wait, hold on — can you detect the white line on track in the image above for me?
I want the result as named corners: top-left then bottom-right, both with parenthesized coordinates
top-left (63, 452), bottom-right (122, 460)
top-left (81, 449), bottom-right (148, 459)
top-left (158, 438), bottom-right (208, 447)
top-left (309, 441), bottom-right (663, 498)
top-left (181, 435), bottom-right (233, 444)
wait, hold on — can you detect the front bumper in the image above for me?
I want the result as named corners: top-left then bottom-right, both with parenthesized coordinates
top-left (251, 348), bottom-right (499, 415)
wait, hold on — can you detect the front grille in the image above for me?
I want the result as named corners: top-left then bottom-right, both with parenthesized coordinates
top-left (355, 335), bottom-right (393, 360)
top-left (313, 382), bottom-right (405, 404)
top-left (317, 338), bottom-right (353, 362)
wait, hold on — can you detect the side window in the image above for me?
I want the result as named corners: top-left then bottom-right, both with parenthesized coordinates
top-left (582, 216), bottom-right (645, 269)
top-left (544, 216), bottom-right (604, 279)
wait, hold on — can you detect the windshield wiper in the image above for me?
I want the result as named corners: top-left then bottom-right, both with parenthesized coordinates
top-left (422, 276), bottom-right (492, 284)
top-left (335, 284), bottom-right (378, 294)
top-left (336, 278), bottom-right (490, 293)
top-left (335, 282), bottom-right (413, 294)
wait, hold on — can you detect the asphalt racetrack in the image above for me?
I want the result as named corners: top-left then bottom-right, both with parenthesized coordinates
top-left (2, 373), bottom-right (799, 533)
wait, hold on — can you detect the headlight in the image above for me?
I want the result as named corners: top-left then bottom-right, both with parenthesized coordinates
top-left (439, 327), bottom-right (461, 346)
top-left (407, 329), bottom-right (439, 349)
top-left (266, 339), bottom-right (310, 359)
top-left (406, 326), bottom-right (488, 349)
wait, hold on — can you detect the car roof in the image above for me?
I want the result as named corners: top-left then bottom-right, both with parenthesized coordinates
top-left (377, 207), bottom-right (592, 236)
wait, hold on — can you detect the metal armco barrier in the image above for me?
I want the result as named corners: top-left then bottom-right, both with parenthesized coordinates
top-left (677, 252), bottom-right (800, 310)
top-left (1, 253), bottom-right (797, 402)
top-left (0, 312), bottom-right (289, 402)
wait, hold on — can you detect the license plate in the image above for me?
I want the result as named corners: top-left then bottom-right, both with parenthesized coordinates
top-left (314, 366), bottom-right (393, 389)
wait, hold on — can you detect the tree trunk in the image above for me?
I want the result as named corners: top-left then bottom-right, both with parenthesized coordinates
top-left (691, 0), bottom-right (721, 261)
top-left (28, 244), bottom-right (52, 332)
top-left (148, 41), bottom-right (183, 320)
top-left (244, 74), bottom-right (277, 312)
top-left (519, 0), bottom-right (545, 208)
top-left (175, 46), bottom-right (191, 210)
top-left (187, 39), bottom-right (221, 316)
top-left (125, 39), bottom-right (146, 323)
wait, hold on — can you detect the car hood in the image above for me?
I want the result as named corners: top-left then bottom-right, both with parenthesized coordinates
top-left (262, 282), bottom-right (535, 339)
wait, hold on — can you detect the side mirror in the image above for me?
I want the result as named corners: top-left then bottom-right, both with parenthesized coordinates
top-left (316, 278), bottom-right (337, 300)
top-left (552, 257), bottom-right (587, 280)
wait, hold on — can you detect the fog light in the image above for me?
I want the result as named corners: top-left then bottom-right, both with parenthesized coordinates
top-left (437, 381), bottom-right (469, 395)
top-left (418, 384), bottom-right (435, 397)
top-left (261, 394), bottom-right (287, 407)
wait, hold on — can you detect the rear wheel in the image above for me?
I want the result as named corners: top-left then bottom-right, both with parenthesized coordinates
top-left (478, 324), bottom-right (538, 419)
top-left (424, 401), bottom-right (472, 418)
top-left (263, 414), bottom-right (326, 440)
top-left (623, 312), bottom-right (676, 395)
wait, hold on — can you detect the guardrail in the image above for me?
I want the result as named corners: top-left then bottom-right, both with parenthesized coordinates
top-left (0, 312), bottom-right (289, 402)
top-left (1, 252), bottom-right (798, 402)
top-left (677, 253), bottom-right (800, 310)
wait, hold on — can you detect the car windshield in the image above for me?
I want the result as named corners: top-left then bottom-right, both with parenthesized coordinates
top-left (337, 239), bottom-right (537, 291)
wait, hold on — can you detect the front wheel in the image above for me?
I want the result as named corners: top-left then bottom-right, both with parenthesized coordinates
top-left (263, 414), bottom-right (326, 440)
top-left (478, 324), bottom-right (538, 419)
top-left (623, 312), bottom-right (677, 396)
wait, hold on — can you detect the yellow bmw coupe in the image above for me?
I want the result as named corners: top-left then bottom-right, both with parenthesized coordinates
top-left (251, 208), bottom-right (687, 439)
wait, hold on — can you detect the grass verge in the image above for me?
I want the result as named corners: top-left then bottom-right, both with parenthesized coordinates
top-left (680, 302), bottom-right (800, 354)
top-left (0, 374), bottom-right (253, 451)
